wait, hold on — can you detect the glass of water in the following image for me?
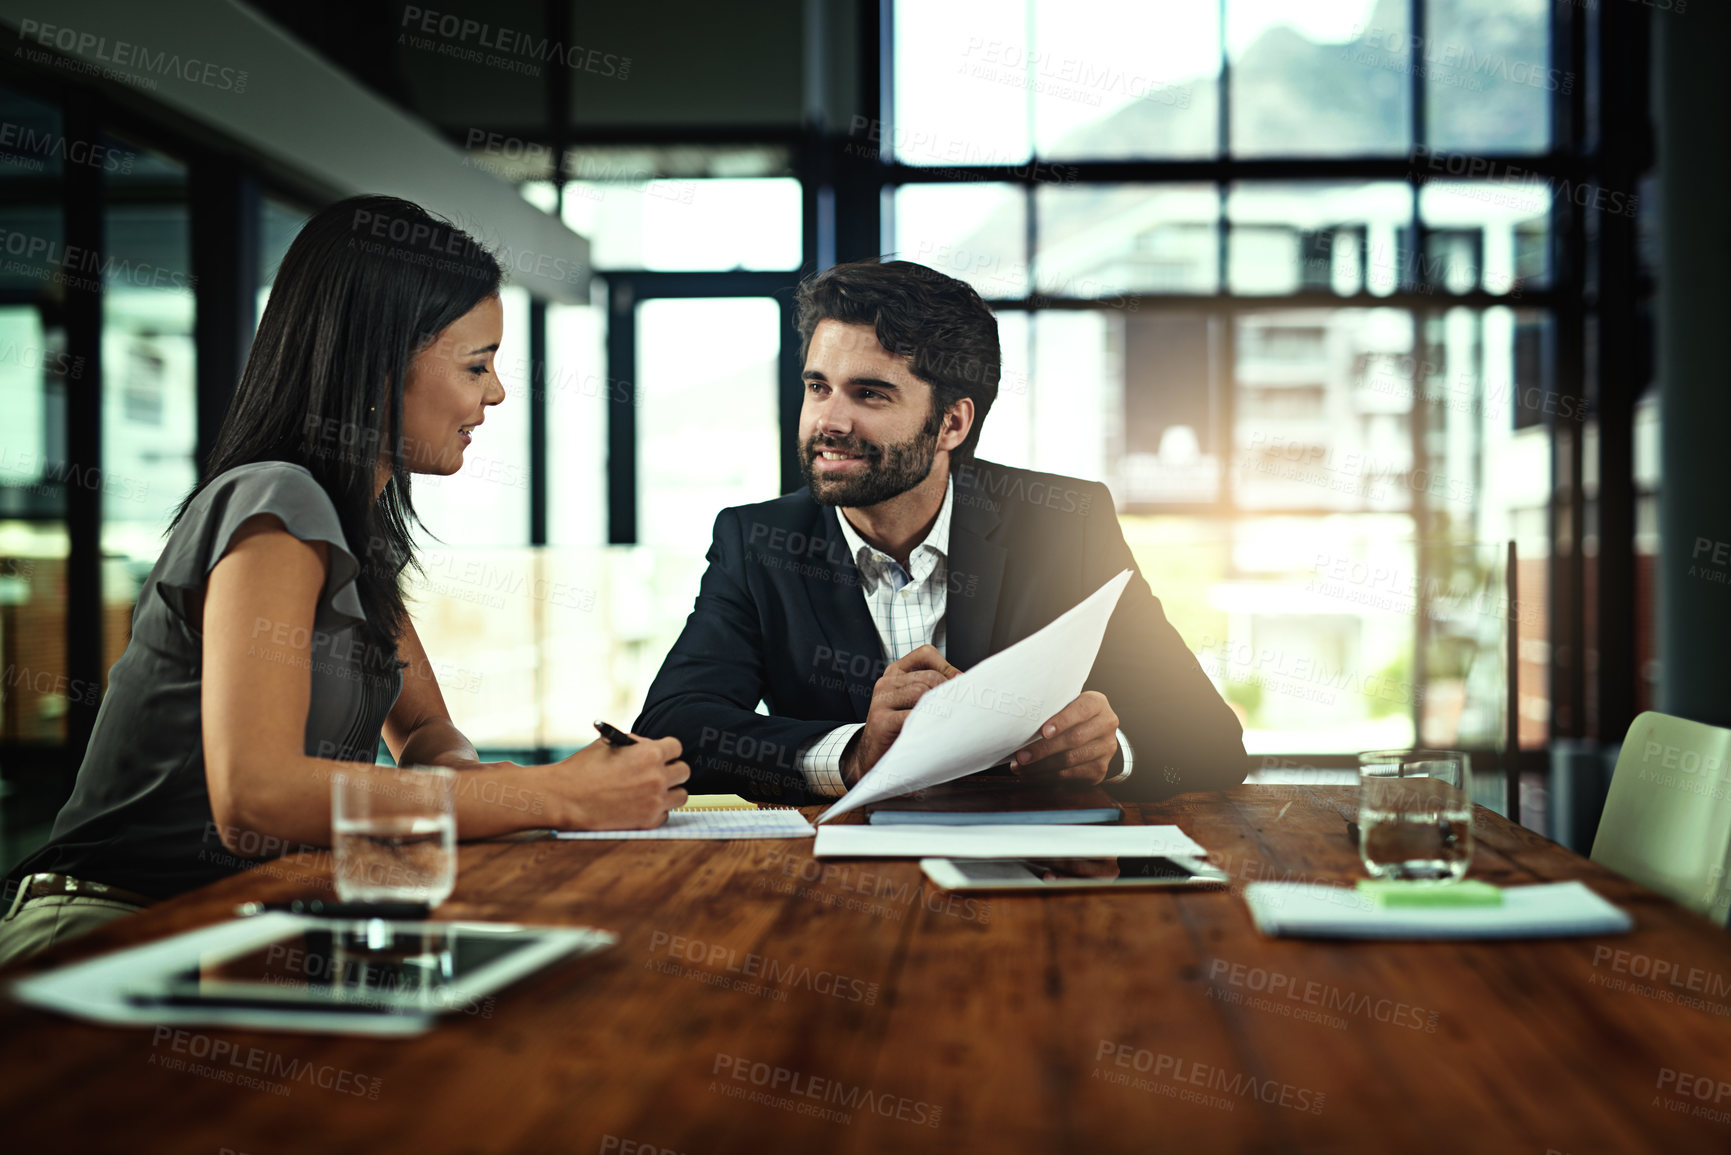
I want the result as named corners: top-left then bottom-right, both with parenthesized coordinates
top-left (331, 766), bottom-right (457, 906)
top-left (1356, 750), bottom-right (1473, 881)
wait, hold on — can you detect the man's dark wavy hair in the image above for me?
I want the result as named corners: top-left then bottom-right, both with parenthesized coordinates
top-left (792, 258), bottom-right (1000, 462)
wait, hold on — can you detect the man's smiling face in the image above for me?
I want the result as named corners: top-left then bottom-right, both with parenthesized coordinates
top-left (797, 319), bottom-right (966, 508)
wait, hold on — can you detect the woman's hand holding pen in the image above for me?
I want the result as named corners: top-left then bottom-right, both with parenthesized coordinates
top-left (548, 731), bottom-right (688, 830)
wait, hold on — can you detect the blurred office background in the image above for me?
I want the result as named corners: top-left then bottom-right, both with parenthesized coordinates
top-left (2, 0), bottom-right (1724, 860)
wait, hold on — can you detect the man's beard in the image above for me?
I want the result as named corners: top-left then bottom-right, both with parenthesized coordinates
top-left (799, 411), bottom-right (942, 508)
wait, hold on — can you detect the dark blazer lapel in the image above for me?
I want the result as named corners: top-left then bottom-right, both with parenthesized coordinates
top-left (796, 501), bottom-right (881, 722)
top-left (945, 465), bottom-right (1006, 671)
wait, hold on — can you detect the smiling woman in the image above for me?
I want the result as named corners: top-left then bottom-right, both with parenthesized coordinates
top-left (0, 195), bottom-right (690, 967)
top-left (396, 292), bottom-right (505, 480)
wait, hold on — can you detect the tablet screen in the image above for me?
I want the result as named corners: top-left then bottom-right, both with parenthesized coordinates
top-left (151, 921), bottom-right (599, 1014)
top-left (925, 856), bottom-right (1230, 890)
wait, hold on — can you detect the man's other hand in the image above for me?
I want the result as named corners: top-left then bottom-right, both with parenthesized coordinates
top-left (1010, 691), bottom-right (1120, 785)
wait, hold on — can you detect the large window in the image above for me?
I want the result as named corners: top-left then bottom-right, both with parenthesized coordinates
top-left (0, 0), bottom-right (1646, 795)
top-left (0, 86), bottom-right (73, 745)
top-left (888, 0), bottom-right (1573, 761)
top-left (634, 297), bottom-right (781, 548)
top-left (406, 167), bottom-right (806, 755)
top-left (100, 139), bottom-right (195, 679)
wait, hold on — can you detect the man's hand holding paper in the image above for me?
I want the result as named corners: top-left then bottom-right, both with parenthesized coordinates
top-left (841, 645), bottom-right (963, 786)
top-left (818, 570), bottom-right (1134, 822)
top-left (1009, 690), bottom-right (1122, 786)
top-left (844, 656), bottom-right (1123, 791)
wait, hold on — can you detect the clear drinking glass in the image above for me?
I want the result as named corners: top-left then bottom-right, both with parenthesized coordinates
top-left (1356, 750), bottom-right (1473, 881)
top-left (331, 766), bottom-right (457, 906)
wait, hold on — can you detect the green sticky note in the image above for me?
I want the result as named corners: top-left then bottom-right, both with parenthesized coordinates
top-left (1355, 880), bottom-right (1505, 907)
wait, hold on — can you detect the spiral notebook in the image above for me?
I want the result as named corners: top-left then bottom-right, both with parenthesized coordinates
top-left (677, 793), bottom-right (800, 812)
top-left (553, 809), bottom-right (815, 840)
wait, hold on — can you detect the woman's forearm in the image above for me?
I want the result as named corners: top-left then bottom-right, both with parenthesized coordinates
top-left (397, 718), bottom-right (482, 770)
top-left (395, 719), bottom-right (567, 834)
top-left (218, 753), bottom-right (566, 854)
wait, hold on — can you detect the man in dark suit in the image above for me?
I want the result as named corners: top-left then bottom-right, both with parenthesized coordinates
top-left (635, 259), bottom-right (1246, 804)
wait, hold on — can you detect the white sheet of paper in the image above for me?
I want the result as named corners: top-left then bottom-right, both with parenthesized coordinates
top-left (816, 569), bottom-right (1134, 824)
top-left (553, 810), bottom-right (815, 840)
top-left (813, 823), bottom-right (1205, 860)
top-left (1242, 880), bottom-right (1634, 940)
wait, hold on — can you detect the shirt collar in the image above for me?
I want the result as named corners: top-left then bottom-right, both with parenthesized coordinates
top-left (835, 475), bottom-right (954, 582)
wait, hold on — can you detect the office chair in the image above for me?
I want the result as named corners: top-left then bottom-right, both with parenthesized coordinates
top-left (1590, 711), bottom-right (1731, 922)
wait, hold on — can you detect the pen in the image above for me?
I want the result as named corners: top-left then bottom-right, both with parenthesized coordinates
top-left (233, 899), bottom-right (432, 920)
top-left (593, 719), bottom-right (637, 747)
top-left (596, 720), bottom-right (684, 785)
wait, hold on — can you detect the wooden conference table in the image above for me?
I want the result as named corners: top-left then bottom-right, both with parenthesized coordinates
top-left (2, 784), bottom-right (1730, 1154)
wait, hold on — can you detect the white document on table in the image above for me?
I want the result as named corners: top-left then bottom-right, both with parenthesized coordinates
top-left (1242, 880), bottom-right (1634, 940)
top-left (553, 810), bottom-right (815, 840)
top-left (813, 823), bottom-right (1205, 860)
top-left (816, 569), bottom-right (1134, 824)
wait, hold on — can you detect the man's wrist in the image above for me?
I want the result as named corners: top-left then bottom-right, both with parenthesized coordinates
top-left (1101, 729), bottom-right (1134, 784)
top-left (840, 730), bottom-right (865, 786)
top-left (796, 724), bottom-right (865, 797)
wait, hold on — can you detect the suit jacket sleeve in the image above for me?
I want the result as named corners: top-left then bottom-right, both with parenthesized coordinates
top-left (1079, 482), bottom-right (1249, 800)
top-left (633, 507), bottom-right (837, 802)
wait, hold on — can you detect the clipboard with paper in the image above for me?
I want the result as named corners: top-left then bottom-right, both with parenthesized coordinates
top-left (816, 569), bottom-right (1133, 823)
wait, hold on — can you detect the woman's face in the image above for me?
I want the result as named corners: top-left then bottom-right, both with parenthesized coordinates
top-left (396, 293), bottom-right (505, 476)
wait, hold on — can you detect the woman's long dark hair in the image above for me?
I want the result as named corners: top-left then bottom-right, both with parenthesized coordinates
top-left (172, 195), bottom-right (503, 673)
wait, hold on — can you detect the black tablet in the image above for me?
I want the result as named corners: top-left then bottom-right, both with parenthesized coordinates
top-left (921, 856), bottom-right (1230, 891)
top-left (128, 919), bottom-right (614, 1015)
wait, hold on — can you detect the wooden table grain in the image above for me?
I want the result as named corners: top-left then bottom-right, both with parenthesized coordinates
top-left (3, 785), bottom-right (1730, 1154)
